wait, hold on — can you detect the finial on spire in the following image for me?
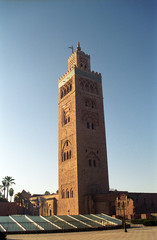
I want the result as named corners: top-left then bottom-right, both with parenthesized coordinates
top-left (68, 46), bottom-right (73, 53)
top-left (77, 41), bottom-right (81, 51)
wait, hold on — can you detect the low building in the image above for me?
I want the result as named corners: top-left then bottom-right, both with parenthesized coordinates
top-left (30, 194), bottom-right (58, 216)
top-left (116, 193), bottom-right (157, 219)
top-left (29, 191), bottom-right (157, 219)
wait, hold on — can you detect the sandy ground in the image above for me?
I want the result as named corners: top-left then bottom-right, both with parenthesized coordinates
top-left (7, 226), bottom-right (157, 240)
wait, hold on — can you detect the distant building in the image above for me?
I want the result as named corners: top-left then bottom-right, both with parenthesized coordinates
top-left (30, 193), bottom-right (58, 216)
top-left (116, 193), bottom-right (157, 219)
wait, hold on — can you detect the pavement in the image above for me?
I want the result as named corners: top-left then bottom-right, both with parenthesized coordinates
top-left (7, 226), bottom-right (157, 240)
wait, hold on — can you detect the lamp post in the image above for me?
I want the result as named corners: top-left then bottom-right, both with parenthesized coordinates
top-left (122, 201), bottom-right (127, 232)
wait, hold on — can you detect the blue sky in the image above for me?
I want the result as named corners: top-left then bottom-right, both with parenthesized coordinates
top-left (0, 0), bottom-right (156, 196)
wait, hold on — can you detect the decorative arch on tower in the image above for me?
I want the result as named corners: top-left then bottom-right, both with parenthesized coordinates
top-left (84, 97), bottom-right (96, 109)
top-left (62, 140), bottom-right (72, 162)
top-left (60, 79), bottom-right (73, 99)
top-left (86, 151), bottom-right (100, 168)
top-left (62, 103), bottom-right (71, 126)
top-left (79, 78), bottom-right (98, 95)
top-left (82, 112), bottom-right (99, 130)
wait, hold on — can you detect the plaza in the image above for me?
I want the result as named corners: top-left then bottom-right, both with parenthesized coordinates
top-left (7, 226), bottom-right (157, 240)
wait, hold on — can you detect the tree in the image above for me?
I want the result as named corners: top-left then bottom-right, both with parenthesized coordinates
top-left (0, 184), bottom-right (3, 197)
top-left (1, 180), bottom-right (7, 198)
top-left (44, 191), bottom-right (50, 195)
top-left (3, 176), bottom-right (15, 199)
top-left (9, 188), bottom-right (14, 202)
top-left (14, 192), bottom-right (23, 206)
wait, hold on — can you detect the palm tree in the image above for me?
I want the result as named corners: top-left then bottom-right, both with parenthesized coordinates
top-left (3, 176), bottom-right (15, 199)
top-left (14, 192), bottom-right (23, 206)
top-left (0, 185), bottom-right (2, 198)
top-left (9, 188), bottom-right (14, 202)
top-left (1, 180), bottom-right (7, 198)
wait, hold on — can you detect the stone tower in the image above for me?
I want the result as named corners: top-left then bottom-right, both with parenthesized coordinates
top-left (58, 43), bottom-right (109, 215)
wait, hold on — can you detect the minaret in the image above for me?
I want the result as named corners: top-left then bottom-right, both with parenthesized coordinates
top-left (58, 43), bottom-right (109, 215)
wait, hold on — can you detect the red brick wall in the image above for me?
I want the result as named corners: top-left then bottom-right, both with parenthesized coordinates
top-left (0, 202), bottom-right (18, 216)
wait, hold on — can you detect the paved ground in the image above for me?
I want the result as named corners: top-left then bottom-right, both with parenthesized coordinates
top-left (7, 226), bottom-right (157, 240)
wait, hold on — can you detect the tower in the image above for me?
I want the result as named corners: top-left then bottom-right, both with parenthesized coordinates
top-left (58, 43), bottom-right (109, 215)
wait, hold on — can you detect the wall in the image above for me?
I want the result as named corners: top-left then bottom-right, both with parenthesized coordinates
top-left (0, 202), bottom-right (17, 216)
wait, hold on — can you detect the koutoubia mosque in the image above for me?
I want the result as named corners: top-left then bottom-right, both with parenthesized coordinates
top-left (29, 43), bottom-right (157, 219)
top-left (58, 42), bottom-right (109, 215)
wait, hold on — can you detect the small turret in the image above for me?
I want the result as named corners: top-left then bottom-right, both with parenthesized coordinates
top-left (77, 41), bottom-right (81, 51)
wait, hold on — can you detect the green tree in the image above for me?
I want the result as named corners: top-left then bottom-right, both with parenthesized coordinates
top-left (14, 192), bottom-right (23, 206)
top-left (3, 176), bottom-right (15, 199)
top-left (44, 191), bottom-right (50, 195)
top-left (9, 188), bottom-right (14, 202)
top-left (1, 180), bottom-right (7, 198)
top-left (0, 184), bottom-right (3, 197)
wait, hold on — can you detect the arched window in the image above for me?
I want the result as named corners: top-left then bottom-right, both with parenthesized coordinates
top-left (62, 190), bottom-right (65, 198)
top-left (85, 100), bottom-right (88, 106)
top-left (93, 160), bottom-right (96, 167)
top-left (90, 85), bottom-right (93, 93)
top-left (87, 151), bottom-right (100, 168)
top-left (70, 188), bottom-right (73, 198)
top-left (62, 140), bottom-right (72, 162)
top-left (49, 209), bottom-right (52, 216)
top-left (64, 118), bottom-right (67, 125)
top-left (66, 189), bottom-right (69, 198)
top-left (60, 80), bottom-right (72, 99)
top-left (82, 112), bottom-right (98, 131)
top-left (69, 150), bottom-right (71, 159)
top-left (91, 101), bottom-right (95, 108)
top-left (85, 84), bottom-right (89, 91)
top-left (89, 159), bottom-right (91, 167)
top-left (64, 109), bottom-right (71, 125)
top-left (95, 87), bottom-right (98, 94)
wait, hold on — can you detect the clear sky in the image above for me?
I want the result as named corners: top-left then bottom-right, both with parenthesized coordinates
top-left (0, 0), bottom-right (156, 197)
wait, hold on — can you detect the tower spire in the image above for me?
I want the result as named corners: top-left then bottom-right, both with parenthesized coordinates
top-left (77, 41), bottom-right (81, 51)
